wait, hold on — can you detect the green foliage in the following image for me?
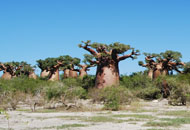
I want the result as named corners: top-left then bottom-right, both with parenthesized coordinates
top-left (160, 50), bottom-right (182, 62)
top-left (0, 78), bottom-right (87, 110)
top-left (36, 59), bottom-right (47, 70)
top-left (137, 86), bottom-right (161, 100)
top-left (183, 62), bottom-right (190, 74)
top-left (120, 72), bottom-right (152, 89)
top-left (79, 40), bottom-right (139, 62)
top-left (143, 52), bottom-right (159, 57)
top-left (81, 75), bottom-right (95, 90)
top-left (120, 72), bottom-right (161, 100)
top-left (166, 77), bottom-right (190, 105)
top-left (101, 87), bottom-right (133, 111)
top-left (0, 61), bottom-right (35, 77)
top-left (45, 82), bottom-right (86, 101)
top-left (138, 61), bottom-right (144, 66)
top-left (88, 86), bottom-right (133, 111)
top-left (37, 55), bottom-right (81, 72)
top-left (83, 54), bottom-right (96, 65)
top-left (0, 78), bottom-right (44, 94)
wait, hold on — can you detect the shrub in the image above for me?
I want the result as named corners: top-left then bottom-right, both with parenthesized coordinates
top-left (136, 86), bottom-right (161, 100)
top-left (62, 78), bottom-right (82, 87)
top-left (121, 72), bottom-right (161, 100)
top-left (120, 72), bottom-right (152, 89)
top-left (0, 78), bottom-right (48, 95)
top-left (168, 81), bottom-right (190, 106)
top-left (45, 81), bottom-right (87, 102)
top-left (81, 75), bottom-right (95, 90)
top-left (88, 86), bottom-right (133, 111)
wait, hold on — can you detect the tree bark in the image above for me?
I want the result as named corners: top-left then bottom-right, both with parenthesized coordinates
top-left (69, 70), bottom-right (78, 78)
top-left (79, 70), bottom-right (87, 78)
top-left (1, 72), bottom-right (12, 80)
top-left (49, 69), bottom-right (59, 81)
top-left (95, 62), bottom-right (119, 89)
top-left (40, 70), bottom-right (50, 78)
top-left (162, 69), bottom-right (169, 76)
top-left (29, 72), bottom-right (37, 79)
top-left (78, 65), bottom-right (88, 78)
top-left (153, 63), bottom-right (162, 79)
top-left (148, 69), bottom-right (153, 80)
top-left (64, 69), bottom-right (70, 78)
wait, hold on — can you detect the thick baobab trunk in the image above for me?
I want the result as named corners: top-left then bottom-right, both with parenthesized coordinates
top-left (153, 69), bottom-right (161, 79)
top-left (29, 72), bottom-right (37, 79)
top-left (79, 70), bottom-right (87, 78)
top-left (79, 65), bottom-right (88, 78)
top-left (95, 63), bottom-right (119, 89)
top-left (162, 69), bottom-right (169, 76)
top-left (148, 69), bottom-right (153, 80)
top-left (40, 70), bottom-right (50, 78)
top-left (162, 80), bottom-right (170, 98)
top-left (1, 72), bottom-right (12, 80)
top-left (69, 70), bottom-right (78, 78)
top-left (153, 63), bottom-right (162, 79)
top-left (49, 69), bottom-right (59, 81)
top-left (64, 69), bottom-right (70, 78)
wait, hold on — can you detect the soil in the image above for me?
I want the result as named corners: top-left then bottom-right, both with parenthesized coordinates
top-left (1, 99), bottom-right (190, 130)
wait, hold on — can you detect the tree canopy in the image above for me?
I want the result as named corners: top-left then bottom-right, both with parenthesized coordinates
top-left (79, 40), bottom-right (140, 65)
top-left (139, 50), bottom-right (184, 75)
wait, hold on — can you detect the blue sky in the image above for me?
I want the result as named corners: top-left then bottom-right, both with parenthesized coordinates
top-left (0, 0), bottom-right (190, 75)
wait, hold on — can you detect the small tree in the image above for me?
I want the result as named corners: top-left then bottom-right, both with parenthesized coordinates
top-left (79, 40), bottom-right (139, 88)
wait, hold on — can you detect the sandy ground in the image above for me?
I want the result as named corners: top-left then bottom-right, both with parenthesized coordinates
top-left (1, 99), bottom-right (190, 130)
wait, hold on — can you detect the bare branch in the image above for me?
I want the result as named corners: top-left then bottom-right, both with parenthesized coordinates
top-left (88, 59), bottom-right (99, 65)
top-left (80, 44), bottom-right (97, 56)
top-left (118, 50), bottom-right (139, 61)
top-left (141, 63), bottom-right (149, 67)
top-left (174, 67), bottom-right (184, 74)
top-left (0, 63), bottom-right (7, 70)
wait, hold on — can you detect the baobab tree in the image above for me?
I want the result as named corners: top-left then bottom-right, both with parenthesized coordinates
top-left (0, 63), bottom-right (14, 79)
top-left (0, 62), bottom-right (23, 79)
top-left (73, 54), bottom-right (95, 78)
top-left (16, 62), bottom-right (37, 79)
top-left (155, 50), bottom-right (184, 78)
top-left (139, 51), bottom-right (184, 98)
top-left (37, 57), bottom-right (63, 81)
top-left (138, 53), bottom-right (158, 80)
top-left (36, 59), bottom-right (50, 78)
top-left (58, 55), bottom-right (80, 78)
top-left (139, 51), bottom-right (184, 79)
top-left (79, 40), bottom-right (140, 88)
top-left (68, 57), bottom-right (80, 78)
top-left (0, 61), bottom-right (37, 80)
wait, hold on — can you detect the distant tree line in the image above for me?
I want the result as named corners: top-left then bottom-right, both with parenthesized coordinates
top-left (0, 40), bottom-right (189, 89)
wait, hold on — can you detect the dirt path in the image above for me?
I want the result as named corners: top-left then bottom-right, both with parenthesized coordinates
top-left (1, 99), bottom-right (190, 130)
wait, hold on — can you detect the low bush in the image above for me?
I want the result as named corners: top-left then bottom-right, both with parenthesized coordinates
top-left (88, 86), bottom-right (133, 111)
top-left (121, 73), bottom-right (161, 100)
top-left (0, 78), bottom-right (87, 110)
top-left (120, 72), bottom-right (152, 89)
top-left (168, 81), bottom-right (190, 105)
top-left (136, 86), bottom-right (161, 100)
